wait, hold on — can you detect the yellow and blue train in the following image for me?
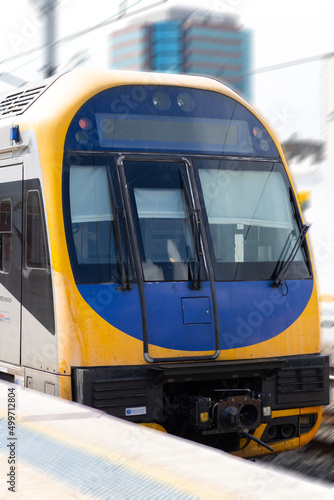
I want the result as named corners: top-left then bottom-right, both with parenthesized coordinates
top-left (0, 69), bottom-right (329, 457)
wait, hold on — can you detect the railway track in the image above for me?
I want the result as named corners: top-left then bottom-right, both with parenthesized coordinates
top-left (304, 410), bottom-right (334, 455)
top-left (329, 370), bottom-right (334, 390)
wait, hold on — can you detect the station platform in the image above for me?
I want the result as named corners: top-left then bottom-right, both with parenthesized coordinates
top-left (0, 381), bottom-right (333, 499)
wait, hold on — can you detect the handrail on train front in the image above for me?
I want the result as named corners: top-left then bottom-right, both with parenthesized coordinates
top-left (116, 154), bottom-right (220, 363)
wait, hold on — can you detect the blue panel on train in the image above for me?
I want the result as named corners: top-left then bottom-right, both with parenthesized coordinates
top-left (217, 279), bottom-right (314, 350)
top-left (181, 297), bottom-right (212, 325)
top-left (78, 279), bottom-right (313, 351)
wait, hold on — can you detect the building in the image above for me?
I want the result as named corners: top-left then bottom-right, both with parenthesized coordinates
top-left (109, 6), bottom-right (251, 99)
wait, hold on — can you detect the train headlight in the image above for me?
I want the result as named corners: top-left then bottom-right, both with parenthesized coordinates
top-left (152, 91), bottom-right (171, 111)
top-left (78, 118), bottom-right (92, 131)
top-left (299, 413), bottom-right (317, 434)
top-left (300, 415), bottom-right (312, 426)
top-left (75, 131), bottom-right (88, 144)
top-left (177, 93), bottom-right (195, 112)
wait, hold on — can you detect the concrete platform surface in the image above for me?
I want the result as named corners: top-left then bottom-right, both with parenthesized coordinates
top-left (0, 381), bottom-right (333, 499)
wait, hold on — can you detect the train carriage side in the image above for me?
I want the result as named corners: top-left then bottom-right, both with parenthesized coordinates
top-left (0, 90), bottom-right (57, 393)
top-left (0, 70), bottom-right (329, 458)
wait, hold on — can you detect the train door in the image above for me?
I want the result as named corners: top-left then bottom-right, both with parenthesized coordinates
top-left (118, 158), bottom-right (220, 362)
top-left (0, 163), bottom-right (22, 366)
top-left (20, 180), bottom-right (55, 372)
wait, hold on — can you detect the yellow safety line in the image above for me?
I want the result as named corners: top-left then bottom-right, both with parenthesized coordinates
top-left (5, 412), bottom-right (233, 500)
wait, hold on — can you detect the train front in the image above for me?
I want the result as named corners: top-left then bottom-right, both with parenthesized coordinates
top-left (54, 71), bottom-right (329, 457)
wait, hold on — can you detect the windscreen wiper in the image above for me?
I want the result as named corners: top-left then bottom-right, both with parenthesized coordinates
top-left (179, 170), bottom-right (203, 290)
top-left (108, 171), bottom-right (131, 291)
top-left (271, 223), bottom-right (310, 288)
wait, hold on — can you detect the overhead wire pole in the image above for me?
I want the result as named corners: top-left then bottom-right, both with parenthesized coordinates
top-left (118, 0), bottom-right (128, 19)
top-left (42, 0), bottom-right (57, 78)
top-left (2, 1), bottom-right (331, 87)
top-left (0, 0), bottom-right (168, 86)
top-left (29, 0), bottom-right (58, 78)
top-left (0, 0), bottom-right (168, 69)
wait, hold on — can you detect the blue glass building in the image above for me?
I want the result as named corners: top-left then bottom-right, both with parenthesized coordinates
top-left (109, 7), bottom-right (251, 99)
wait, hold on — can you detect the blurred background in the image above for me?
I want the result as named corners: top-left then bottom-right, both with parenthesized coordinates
top-left (1, 0), bottom-right (334, 303)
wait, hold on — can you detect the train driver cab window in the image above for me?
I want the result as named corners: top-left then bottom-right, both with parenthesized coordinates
top-left (196, 159), bottom-right (310, 281)
top-left (70, 164), bottom-right (114, 263)
top-left (67, 162), bottom-right (127, 285)
top-left (125, 161), bottom-right (196, 282)
top-left (134, 187), bottom-right (195, 281)
top-left (0, 199), bottom-right (12, 273)
top-left (199, 167), bottom-right (298, 261)
top-left (26, 191), bottom-right (48, 269)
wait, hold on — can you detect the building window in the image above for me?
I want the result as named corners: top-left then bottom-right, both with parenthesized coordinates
top-left (0, 199), bottom-right (12, 273)
top-left (26, 191), bottom-right (48, 269)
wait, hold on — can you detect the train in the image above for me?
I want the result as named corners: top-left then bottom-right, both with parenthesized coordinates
top-left (0, 69), bottom-right (329, 458)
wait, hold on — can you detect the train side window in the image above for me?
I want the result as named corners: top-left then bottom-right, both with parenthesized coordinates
top-left (26, 190), bottom-right (48, 269)
top-left (0, 199), bottom-right (12, 273)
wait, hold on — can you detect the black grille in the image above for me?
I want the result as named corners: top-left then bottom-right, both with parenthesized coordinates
top-left (277, 364), bottom-right (326, 404)
top-left (0, 85), bottom-right (47, 118)
top-left (72, 365), bottom-right (163, 422)
top-left (93, 377), bottom-right (148, 412)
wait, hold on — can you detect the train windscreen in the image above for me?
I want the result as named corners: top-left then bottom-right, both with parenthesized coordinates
top-left (63, 84), bottom-right (312, 285)
top-left (194, 159), bottom-right (311, 281)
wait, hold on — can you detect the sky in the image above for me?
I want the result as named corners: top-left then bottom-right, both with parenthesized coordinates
top-left (0, 0), bottom-right (333, 142)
